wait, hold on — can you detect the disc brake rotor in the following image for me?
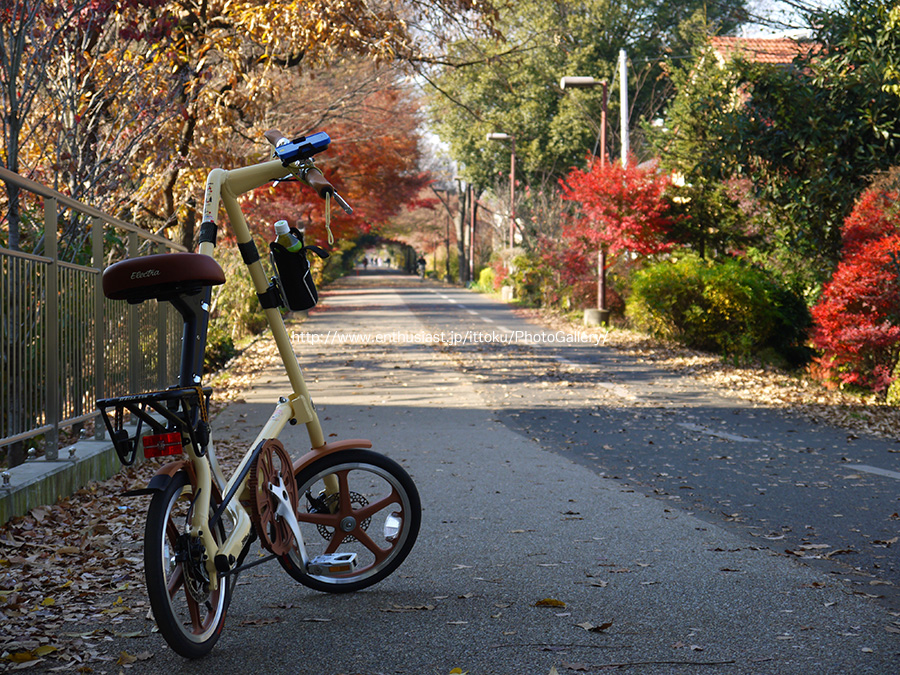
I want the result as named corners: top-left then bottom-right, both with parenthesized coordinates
top-left (307, 489), bottom-right (370, 542)
top-left (248, 439), bottom-right (298, 556)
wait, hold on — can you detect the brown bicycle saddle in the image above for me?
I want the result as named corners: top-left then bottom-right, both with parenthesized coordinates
top-left (102, 252), bottom-right (225, 303)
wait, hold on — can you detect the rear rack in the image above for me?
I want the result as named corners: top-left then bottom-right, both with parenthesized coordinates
top-left (96, 386), bottom-right (212, 466)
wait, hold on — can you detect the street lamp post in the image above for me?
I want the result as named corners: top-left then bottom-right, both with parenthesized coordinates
top-left (560, 49), bottom-right (629, 166)
top-left (560, 76), bottom-right (608, 166)
top-left (560, 75), bottom-right (617, 326)
top-left (485, 132), bottom-right (516, 249)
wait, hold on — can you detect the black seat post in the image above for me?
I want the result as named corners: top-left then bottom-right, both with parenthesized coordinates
top-left (168, 288), bottom-right (213, 388)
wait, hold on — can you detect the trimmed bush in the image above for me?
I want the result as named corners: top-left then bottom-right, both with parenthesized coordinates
top-left (507, 253), bottom-right (553, 307)
top-left (205, 243), bottom-right (266, 372)
top-left (626, 254), bottom-right (811, 366)
top-left (205, 322), bottom-right (237, 372)
top-left (473, 266), bottom-right (496, 293)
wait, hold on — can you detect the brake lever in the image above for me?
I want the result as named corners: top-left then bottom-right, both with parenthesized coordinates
top-left (332, 191), bottom-right (353, 215)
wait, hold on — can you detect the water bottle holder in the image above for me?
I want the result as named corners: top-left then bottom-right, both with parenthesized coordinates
top-left (270, 231), bottom-right (329, 311)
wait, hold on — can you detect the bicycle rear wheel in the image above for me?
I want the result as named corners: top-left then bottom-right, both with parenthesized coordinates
top-left (144, 471), bottom-right (228, 658)
top-left (279, 449), bottom-right (421, 593)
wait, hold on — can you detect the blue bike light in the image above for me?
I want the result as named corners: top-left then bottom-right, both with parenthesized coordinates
top-left (274, 131), bottom-right (331, 164)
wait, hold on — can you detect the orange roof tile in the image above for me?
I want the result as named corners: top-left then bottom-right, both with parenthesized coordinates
top-left (709, 36), bottom-right (816, 65)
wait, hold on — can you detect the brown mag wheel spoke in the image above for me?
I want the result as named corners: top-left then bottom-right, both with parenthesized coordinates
top-left (350, 525), bottom-right (391, 564)
top-left (354, 488), bottom-right (401, 522)
top-left (323, 530), bottom-right (349, 555)
top-left (335, 469), bottom-right (353, 513)
top-left (186, 592), bottom-right (203, 631)
top-left (166, 563), bottom-right (185, 599)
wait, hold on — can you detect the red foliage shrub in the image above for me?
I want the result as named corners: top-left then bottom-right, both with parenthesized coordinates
top-left (810, 179), bottom-right (900, 392)
top-left (559, 157), bottom-right (676, 256)
top-left (840, 187), bottom-right (900, 258)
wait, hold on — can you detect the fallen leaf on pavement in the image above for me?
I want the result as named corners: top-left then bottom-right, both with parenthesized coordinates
top-left (238, 617), bottom-right (283, 626)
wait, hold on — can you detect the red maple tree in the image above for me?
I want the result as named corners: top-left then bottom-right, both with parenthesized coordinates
top-left (559, 157), bottom-right (676, 256)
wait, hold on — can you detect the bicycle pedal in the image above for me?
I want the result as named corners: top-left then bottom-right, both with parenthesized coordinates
top-left (307, 553), bottom-right (358, 577)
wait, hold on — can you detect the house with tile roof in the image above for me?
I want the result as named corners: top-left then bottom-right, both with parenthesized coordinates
top-left (708, 36), bottom-right (818, 67)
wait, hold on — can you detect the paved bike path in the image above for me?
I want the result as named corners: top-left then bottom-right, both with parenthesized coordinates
top-left (104, 271), bottom-right (899, 674)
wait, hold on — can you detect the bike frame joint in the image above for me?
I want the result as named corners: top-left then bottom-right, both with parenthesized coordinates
top-left (258, 281), bottom-right (284, 310)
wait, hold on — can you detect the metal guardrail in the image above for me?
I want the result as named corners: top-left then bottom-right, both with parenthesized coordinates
top-left (0, 166), bottom-right (186, 466)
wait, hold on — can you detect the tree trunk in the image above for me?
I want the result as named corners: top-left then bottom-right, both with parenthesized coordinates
top-left (162, 114), bottom-right (198, 249)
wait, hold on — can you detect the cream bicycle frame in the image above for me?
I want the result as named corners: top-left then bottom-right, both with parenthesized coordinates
top-left (186, 157), bottom-right (331, 585)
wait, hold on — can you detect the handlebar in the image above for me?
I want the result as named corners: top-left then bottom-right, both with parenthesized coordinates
top-left (264, 129), bottom-right (289, 147)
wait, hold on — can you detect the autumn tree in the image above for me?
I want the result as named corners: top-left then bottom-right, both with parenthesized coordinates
top-left (2, 0), bottom-right (499, 252)
top-left (559, 157), bottom-right (676, 313)
top-left (125, 0), bottom-right (498, 249)
top-left (41, 2), bottom-right (176, 259)
top-left (242, 63), bottom-right (432, 249)
top-left (1, 0), bottom-right (180, 259)
top-left (560, 157), bottom-right (675, 254)
top-left (0, 1), bottom-right (82, 250)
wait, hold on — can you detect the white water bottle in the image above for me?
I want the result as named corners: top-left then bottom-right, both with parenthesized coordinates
top-left (274, 220), bottom-right (303, 252)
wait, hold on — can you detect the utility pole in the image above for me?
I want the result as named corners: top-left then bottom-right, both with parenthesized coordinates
top-left (619, 49), bottom-right (629, 165)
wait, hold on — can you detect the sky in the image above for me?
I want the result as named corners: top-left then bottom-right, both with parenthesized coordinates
top-left (741, 0), bottom-right (841, 37)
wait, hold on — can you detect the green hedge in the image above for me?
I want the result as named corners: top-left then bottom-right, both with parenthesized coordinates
top-left (626, 255), bottom-right (811, 367)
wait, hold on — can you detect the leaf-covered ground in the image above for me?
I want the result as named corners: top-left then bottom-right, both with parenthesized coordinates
top-left (0, 337), bottom-right (280, 672)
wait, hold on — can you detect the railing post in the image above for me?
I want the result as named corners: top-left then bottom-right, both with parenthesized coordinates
top-left (44, 198), bottom-right (59, 460)
top-left (92, 216), bottom-right (105, 440)
top-left (157, 243), bottom-right (167, 390)
top-left (127, 231), bottom-right (139, 397)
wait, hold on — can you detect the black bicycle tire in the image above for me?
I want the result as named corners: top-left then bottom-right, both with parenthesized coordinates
top-left (144, 471), bottom-right (228, 658)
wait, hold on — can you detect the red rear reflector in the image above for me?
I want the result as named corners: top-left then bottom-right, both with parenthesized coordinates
top-left (143, 432), bottom-right (183, 458)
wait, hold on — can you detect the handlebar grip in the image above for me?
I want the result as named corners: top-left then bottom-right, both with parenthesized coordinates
top-left (304, 167), bottom-right (334, 199)
top-left (264, 129), bottom-right (289, 147)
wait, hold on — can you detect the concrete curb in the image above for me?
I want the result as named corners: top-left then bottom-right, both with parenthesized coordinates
top-left (0, 438), bottom-right (122, 523)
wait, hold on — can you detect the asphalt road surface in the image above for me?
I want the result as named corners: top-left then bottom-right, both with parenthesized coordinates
top-left (67, 269), bottom-right (900, 674)
top-left (402, 273), bottom-right (900, 607)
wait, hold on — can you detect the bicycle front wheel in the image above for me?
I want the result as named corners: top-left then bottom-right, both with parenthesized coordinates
top-left (144, 471), bottom-right (228, 658)
top-left (279, 449), bottom-right (421, 593)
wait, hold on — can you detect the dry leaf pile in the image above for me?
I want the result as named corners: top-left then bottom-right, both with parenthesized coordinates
top-left (1, 462), bottom-right (154, 671)
top-left (0, 339), bottom-right (272, 671)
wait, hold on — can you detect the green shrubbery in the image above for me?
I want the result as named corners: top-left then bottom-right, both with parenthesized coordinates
top-left (626, 254), bottom-right (811, 367)
top-left (204, 245), bottom-right (265, 371)
top-left (506, 253), bottom-right (554, 307)
top-left (471, 266), bottom-right (496, 293)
